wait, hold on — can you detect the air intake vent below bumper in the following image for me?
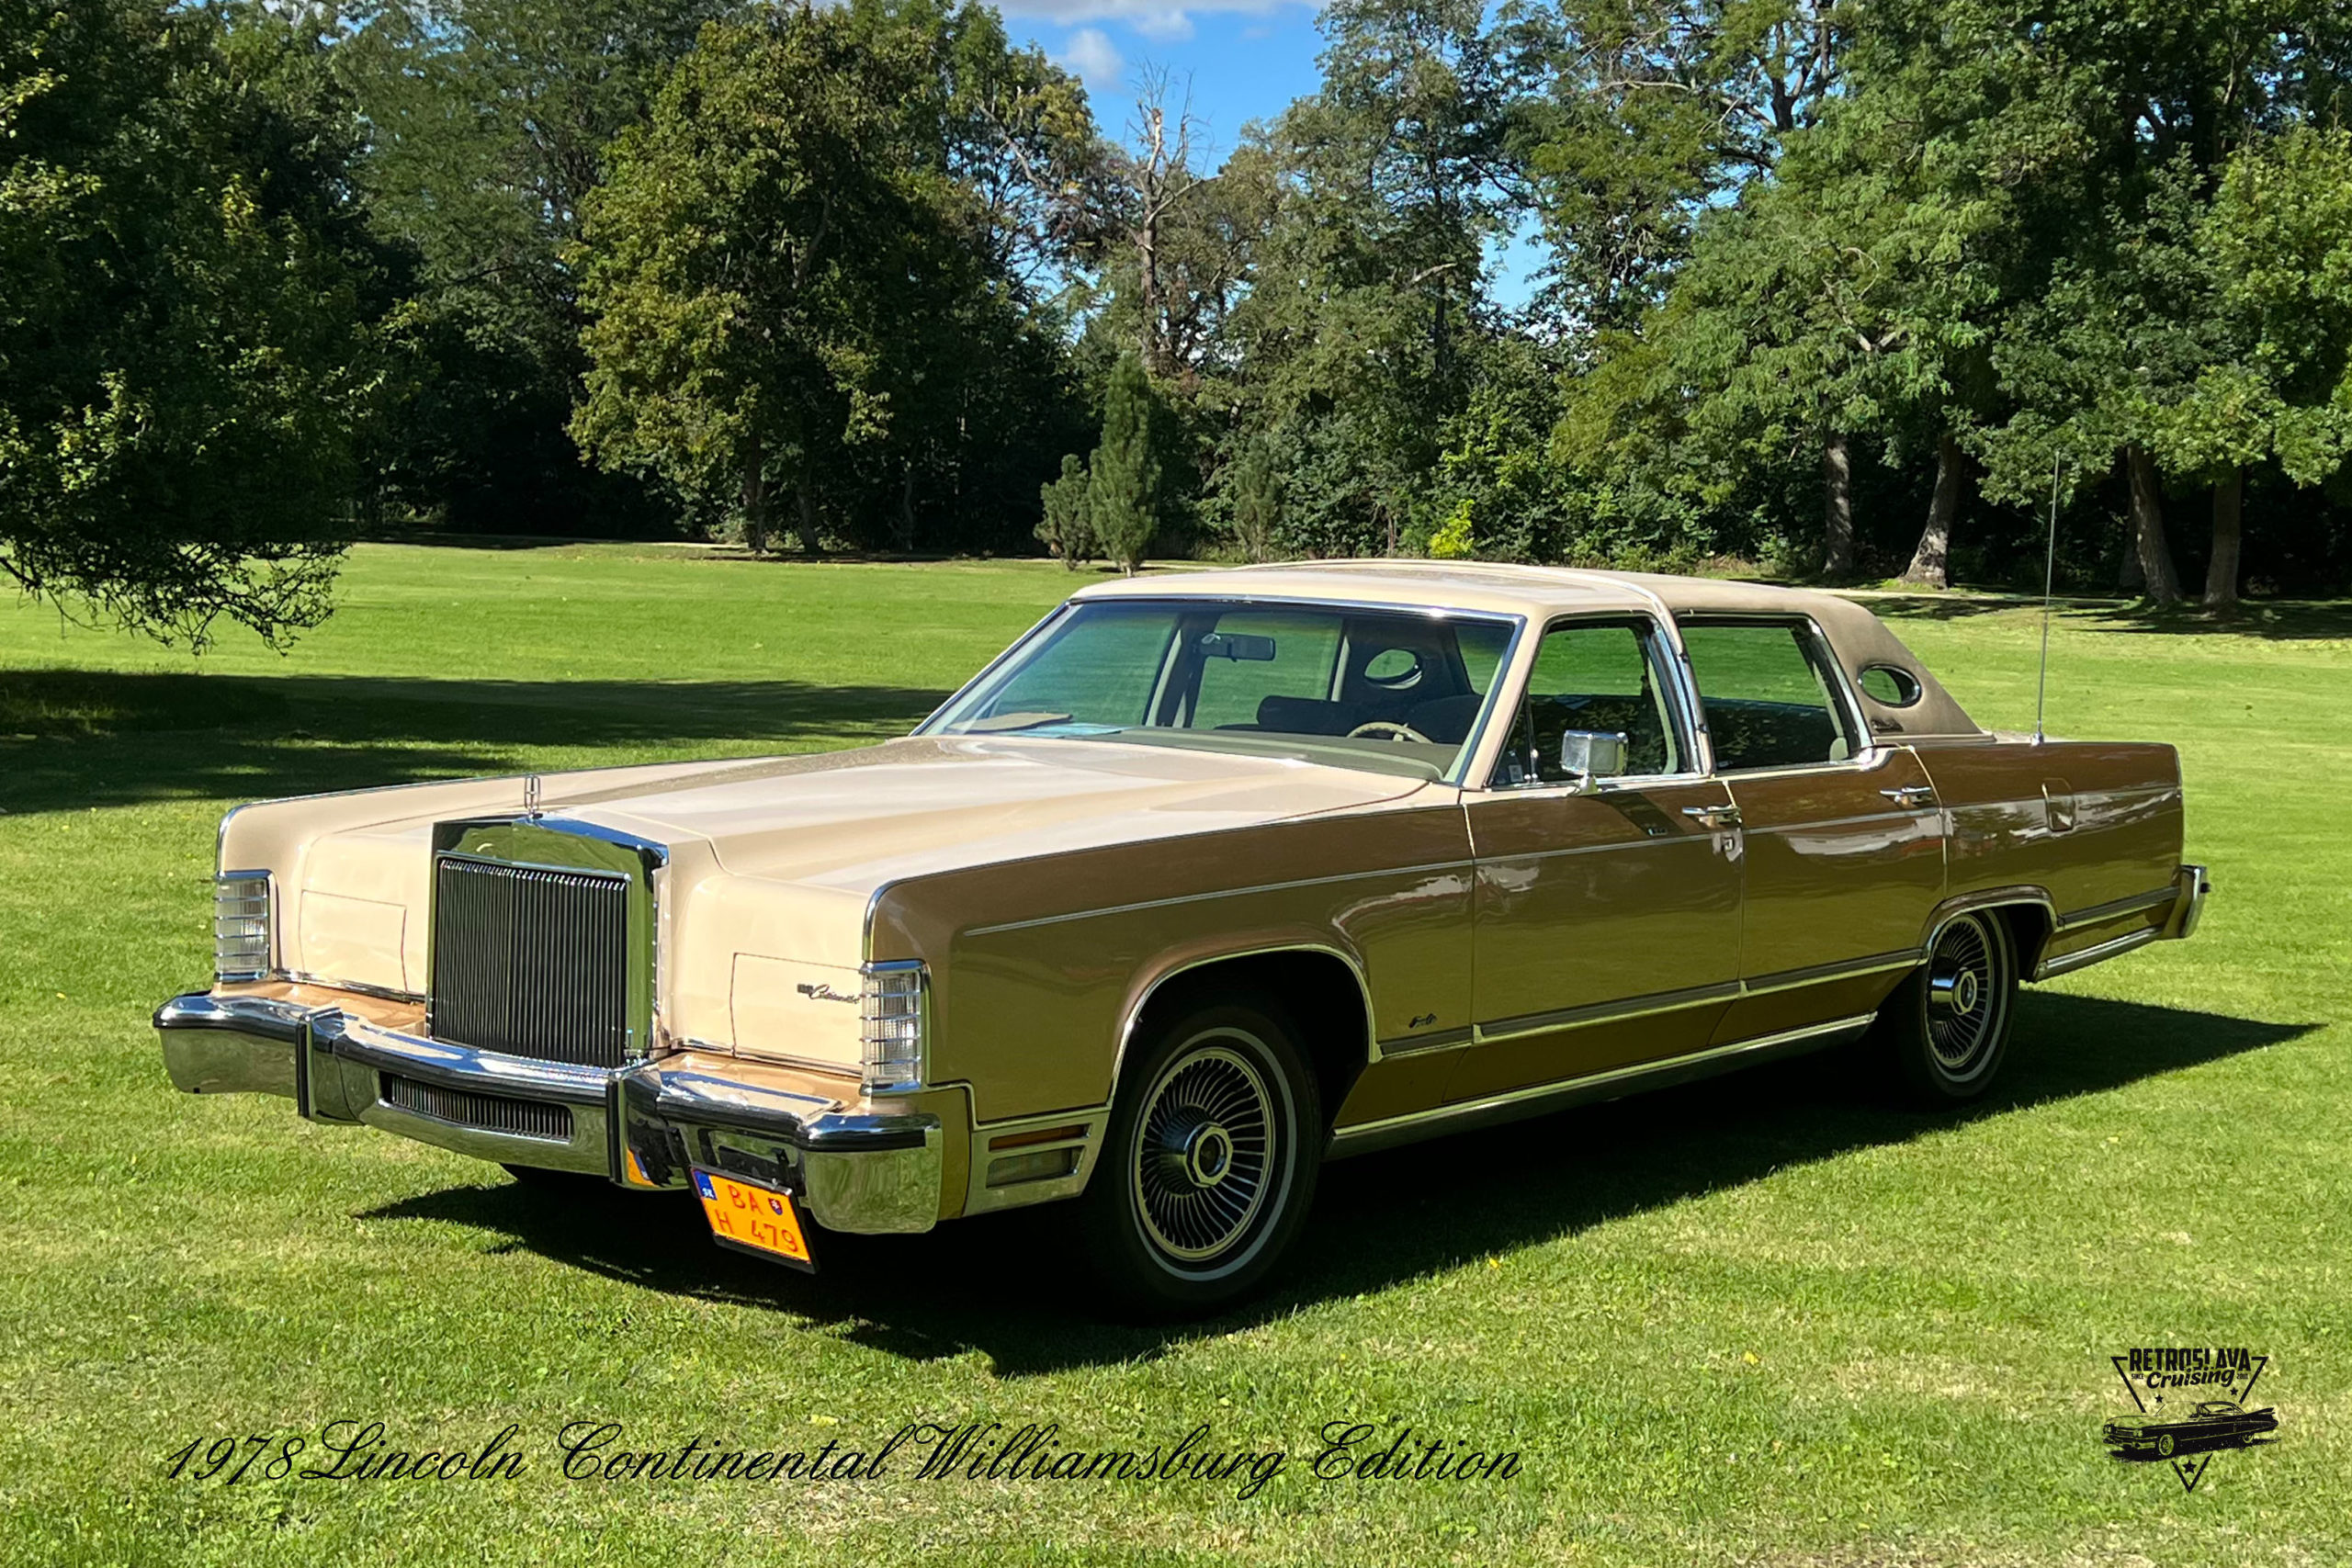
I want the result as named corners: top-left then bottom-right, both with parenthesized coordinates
top-left (380, 1073), bottom-right (573, 1142)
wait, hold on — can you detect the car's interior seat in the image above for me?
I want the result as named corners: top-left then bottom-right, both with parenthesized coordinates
top-left (1703, 700), bottom-right (1842, 770)
top-left (1402, 693), bottom-right (1483, 744)
top-left (1248, 694), bottom-right (1373, 736)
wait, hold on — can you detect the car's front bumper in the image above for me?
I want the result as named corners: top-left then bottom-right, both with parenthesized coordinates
top-left (155, 990), bottom-right (944, 1235)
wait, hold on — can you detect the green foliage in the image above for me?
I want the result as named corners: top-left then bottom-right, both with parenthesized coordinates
top-left (1514, 0), bottom-right (1843, 332)
top-left (0, 0), bottom-right (390, 646)
top-left (570, 2), bottom-right (1092, 556)
top-left (1216, 435), bottom-right (1283, 563)
top-left (1036, 454), bottom-right (1094, 568)
top-left (315, 0), bottom-right (733, 536)
top-left (1088, 355), bottom-right (1162, 573)
top-left (1428, 500), bottom-right (1476, 559)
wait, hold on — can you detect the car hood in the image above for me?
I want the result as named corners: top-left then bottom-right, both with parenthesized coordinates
top-left (553, 735), bottom-right (1437, 889)
top-left (253, 736), bottom-right (1446, 1048)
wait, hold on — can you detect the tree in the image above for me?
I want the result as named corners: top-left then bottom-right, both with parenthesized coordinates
top-left (1102, 72), bottom-right (1209, 383)
top-left (1089, 355), bottom-right (1162, 573)
top-left (1036, 454), bottom-right (1093, 568)
top-left (2154, 128), bottom-right (2352, 606)
top-left (1204, 0), bottom-right (1524, 561)
top-left (0, 0), bottom-right (390, 646)
top-left (1517, 0), bottom-right (1848, 335)
top-left (830, 0), bottom-right (1102, 555)
top-left (1917, 0), bottom-right (2352, 604)
top-left (1219, 437), bottom-right (1283, 563)
top-left (317, 0), bottom-right (736, 534)
top-left (572, 9), bottom-right (972, 553)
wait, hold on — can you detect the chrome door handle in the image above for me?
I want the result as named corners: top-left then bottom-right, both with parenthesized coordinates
top-left (1881, 785), bottom-right (1937, 807)
top-left (1681, 805), bottom-right (1741, 828)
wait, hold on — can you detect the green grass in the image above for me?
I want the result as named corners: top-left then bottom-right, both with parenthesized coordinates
top-left (2, 544), bottom-right (2346, 1566)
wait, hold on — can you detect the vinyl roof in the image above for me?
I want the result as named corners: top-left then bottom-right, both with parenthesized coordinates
top-left (1073, 561), bottom-right (1987, 739)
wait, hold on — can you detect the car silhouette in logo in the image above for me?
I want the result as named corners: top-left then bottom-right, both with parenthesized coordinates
top-left (2103, 1400), bottom-right (2278, 1458)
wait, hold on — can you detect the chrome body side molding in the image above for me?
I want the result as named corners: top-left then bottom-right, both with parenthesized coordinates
top-left (1329, 1013), bottom-right (1876, 1159)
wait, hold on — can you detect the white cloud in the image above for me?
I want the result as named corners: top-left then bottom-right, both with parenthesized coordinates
top-left (1129, 9), bottom-right (1196, 41)
top-left (1055, 27), bottom-right (1126, 95)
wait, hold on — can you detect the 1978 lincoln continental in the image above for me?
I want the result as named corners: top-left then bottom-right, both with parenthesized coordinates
top-left (157, 564), bottom-right (2209, 1311)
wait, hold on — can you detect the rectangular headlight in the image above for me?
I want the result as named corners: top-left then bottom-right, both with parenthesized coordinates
top-left (859, 960), bottom-right (927, 1095)
top-left (213, 870), bottom-right (274, 982)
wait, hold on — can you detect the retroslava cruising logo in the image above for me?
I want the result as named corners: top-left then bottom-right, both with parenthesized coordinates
top-left (2102, 1347), bottom-right (2278, 1493)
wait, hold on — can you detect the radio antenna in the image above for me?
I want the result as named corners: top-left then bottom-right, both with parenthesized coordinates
top-left (2032, 451), bottom-right (2063, 745)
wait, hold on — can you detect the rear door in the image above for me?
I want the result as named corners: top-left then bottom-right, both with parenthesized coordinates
top-left (1676, 615), bottom-right (1946, 1043)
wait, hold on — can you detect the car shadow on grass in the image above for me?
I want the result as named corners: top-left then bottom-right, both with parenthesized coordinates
top-left (0, 670), bottom-right (951, 815)
top-left (360, 991), bottom-right (2314, 1375)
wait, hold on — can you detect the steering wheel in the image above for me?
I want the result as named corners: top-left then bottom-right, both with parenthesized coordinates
top-left (1346, 719), bottom-right (1432, 744)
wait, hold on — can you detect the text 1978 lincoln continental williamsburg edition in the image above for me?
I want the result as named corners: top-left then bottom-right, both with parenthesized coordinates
top-left (158, 565), bottom-right (2209, 1311)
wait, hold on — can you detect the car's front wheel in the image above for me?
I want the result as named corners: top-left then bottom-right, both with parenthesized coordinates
top-left (1874, 909), bottom-right (2018, 1103)
top-left (2155, 1432), bottom-right (2177, 1458)
top-left (1080, 995), bottom-right (1322, 1317)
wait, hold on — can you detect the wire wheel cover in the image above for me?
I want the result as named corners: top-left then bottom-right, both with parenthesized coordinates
top-left (1133, 1041), bottom-right (1279, 1264)
top-left (1926, 914), bottom-right (2007, 1077)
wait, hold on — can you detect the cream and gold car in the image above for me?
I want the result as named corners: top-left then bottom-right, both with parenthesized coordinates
top-left (158, 564), bottom-right (2208, 1311)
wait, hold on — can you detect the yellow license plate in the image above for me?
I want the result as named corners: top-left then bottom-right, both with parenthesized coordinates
top-left (693, 1168), bottom-right (813, 1270)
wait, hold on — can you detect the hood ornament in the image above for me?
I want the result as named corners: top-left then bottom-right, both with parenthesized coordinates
top-left (523, 773), bottom-right (542, 818)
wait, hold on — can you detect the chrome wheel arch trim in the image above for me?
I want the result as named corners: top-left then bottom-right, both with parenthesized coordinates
top-left (1104, 939), bottom-right (1379, 1122)
top-left (1917, 886), bottom-right (2057, 976)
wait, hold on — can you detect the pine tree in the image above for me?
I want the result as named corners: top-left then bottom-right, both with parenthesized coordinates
top-left (1088, 355), bottom-right (1160, 574)
top-left (1036, 453), bottom-right (1093, 569)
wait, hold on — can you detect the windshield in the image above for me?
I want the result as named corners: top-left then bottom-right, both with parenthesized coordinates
top-left (922, 599), bottom-right (1520, 781)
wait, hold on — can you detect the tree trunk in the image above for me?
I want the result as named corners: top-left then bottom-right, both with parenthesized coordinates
top-left (2124, 444), bottom-right (2181, 604)
top-left (1137, 206), bottom-right (1163, 377)
top-left (2204, 466), bottom-right (2243, 610)
top-left (740, 433), bottom-right (768, 555)
top-left (1822, 431), bottom-right (1854, 578)
top-left (1903, 431), bottom-right (1964, 587)
top-left (895, 464), bottom-right (918, 554)
top-left (794, 479), bottom-right (821, 556)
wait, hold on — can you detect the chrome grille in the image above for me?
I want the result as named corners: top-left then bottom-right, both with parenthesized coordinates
top-left (429, 856), bottom-right (632, 1066)
top-left (380, 1073), bottom-right (572, 1141)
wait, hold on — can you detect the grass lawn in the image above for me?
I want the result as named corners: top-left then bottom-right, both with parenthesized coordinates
top-left (2, 543), bottom-right (2346, 1566)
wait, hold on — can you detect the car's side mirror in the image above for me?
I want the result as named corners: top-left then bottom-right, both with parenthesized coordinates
top-left (1557, 729), bottom-right (1628, 795)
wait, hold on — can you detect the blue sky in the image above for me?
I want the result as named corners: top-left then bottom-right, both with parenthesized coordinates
top-left (997, 0), bottom-right (1328, 166)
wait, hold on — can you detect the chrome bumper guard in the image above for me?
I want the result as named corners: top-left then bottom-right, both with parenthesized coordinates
top-left (154, 992), bottom-right (942, 1235)
top-left (2164, 863), bottom-right (2211, 941)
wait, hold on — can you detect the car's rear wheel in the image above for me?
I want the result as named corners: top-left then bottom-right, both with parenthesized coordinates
top-left (1080, 995), bottom-right (1322, 1317)
top-left (1873, 910), bottom-right (2018, 1103)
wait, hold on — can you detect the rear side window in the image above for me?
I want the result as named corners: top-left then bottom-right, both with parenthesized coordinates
top-left (1679, 619), bottom-right (1861, 771)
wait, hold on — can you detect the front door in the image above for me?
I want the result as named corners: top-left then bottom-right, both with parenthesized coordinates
top-left (1675, 615), bottom-right (1948, 1043)
top-left (1452, 615), bottom-right (1745, 1102)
